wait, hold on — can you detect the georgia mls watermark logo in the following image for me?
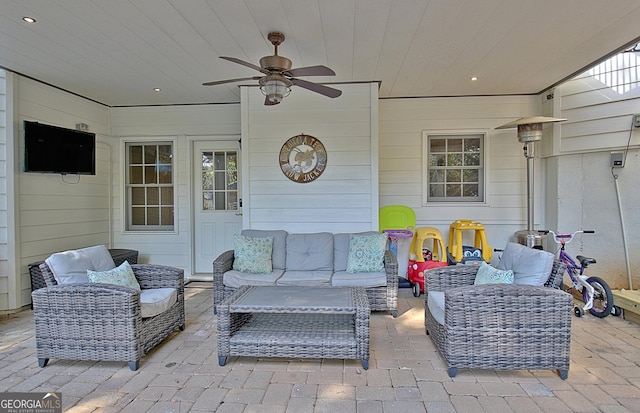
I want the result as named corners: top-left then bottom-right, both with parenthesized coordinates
top-left (0, 392), bottom-right (61, 413)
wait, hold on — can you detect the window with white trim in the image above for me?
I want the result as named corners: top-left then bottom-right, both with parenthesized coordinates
top-left (424, 132), bottom-right (485, 203)
top-left (125, 142), bottom-right (174, 231)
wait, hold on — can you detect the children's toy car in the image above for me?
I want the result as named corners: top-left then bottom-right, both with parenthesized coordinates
top-left (408, 255), bottom-right (448, 297)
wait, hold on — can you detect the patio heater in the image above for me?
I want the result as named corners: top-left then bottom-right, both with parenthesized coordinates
top-left (496, 116), bottom-right (565, 249)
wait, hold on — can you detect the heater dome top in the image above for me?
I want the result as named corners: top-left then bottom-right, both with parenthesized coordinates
top-left (495, 116), bottom-right (566, 129)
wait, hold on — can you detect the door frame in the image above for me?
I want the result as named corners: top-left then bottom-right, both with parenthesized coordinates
top-left (189, 136), bottom-right (242, 280)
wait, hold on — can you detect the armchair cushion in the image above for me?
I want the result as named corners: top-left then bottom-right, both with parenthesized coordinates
top-left (427, 291), bottom-right (445, 324)
top-left (140, 287), bottom-right (177, 318)
top-left (497, 242), bottom-right (555, 286)
top-left (474, 262), bottom-right (514, 285)
top-left (232, 234), bottom-right (273, 274)
top-left (87, 261), bottom-right (141, 291)
top-left (45, 245), bottom-right (116, 284)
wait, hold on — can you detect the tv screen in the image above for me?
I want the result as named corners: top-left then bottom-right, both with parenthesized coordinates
top-left (24, 121), bottom-right (96, 175)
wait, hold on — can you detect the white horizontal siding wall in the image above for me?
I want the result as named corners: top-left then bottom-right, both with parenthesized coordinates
top-left (550, 69), bottom-right (640, 289)
top-left (241, 83), bottom-right (378, 233)
top-left (379, 95), bottom-right (541, 257)
top-left (15, 76), bottom-right (111, 309)
top-left (110, 104), bottom-right (241, 276)
top-left (0, 69), bottom-right (11, 311)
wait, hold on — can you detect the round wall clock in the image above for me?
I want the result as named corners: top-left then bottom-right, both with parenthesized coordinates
top-left (279, 134), bottom-right (327, 183)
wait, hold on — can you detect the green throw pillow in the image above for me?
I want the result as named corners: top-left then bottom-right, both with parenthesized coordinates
top-left (346, 233), bottom-right (388, 273)
top-left (474, 261), bottom-right (514, 285)
top-left (87, 261), bottom-right (141, 291)
top-left (233, 234), bottom-right (274, 274)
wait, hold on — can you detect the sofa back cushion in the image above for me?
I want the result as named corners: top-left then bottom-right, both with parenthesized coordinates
top-left (45, 245), bottom-right (116, 285)
top-left (334, 231), bottom-right (380, 272)
top-left (286, 232), bottom-right (334, 271)
top-left (241, 229), bottom-right (288, 270)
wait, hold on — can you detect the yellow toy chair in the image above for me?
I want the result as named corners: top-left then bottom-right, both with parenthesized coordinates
top-left (410, 227), bottom-right (447, 263)
top-left (448, 220), bottom-right (492, 262)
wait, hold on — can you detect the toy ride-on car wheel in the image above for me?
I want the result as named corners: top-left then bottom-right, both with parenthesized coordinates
top-left (412, 283), bottom-right (421, 297)
top-left (574, 306), bottom-right (585, 317)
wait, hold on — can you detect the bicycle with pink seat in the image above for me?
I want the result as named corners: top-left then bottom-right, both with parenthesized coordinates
top-left (541, 230), bottom-right (615, 318)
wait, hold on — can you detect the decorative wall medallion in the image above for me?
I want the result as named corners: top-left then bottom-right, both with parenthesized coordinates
top-left (279, 134), bottom-right (327, 183)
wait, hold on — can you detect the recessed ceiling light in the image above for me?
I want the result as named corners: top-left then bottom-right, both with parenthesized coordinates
top-left (470, 76), bottom-right (479, 81)
top-left (153, 88), bottom-right (162, 92)
top-left (22, 16), bottom-right (37, 24)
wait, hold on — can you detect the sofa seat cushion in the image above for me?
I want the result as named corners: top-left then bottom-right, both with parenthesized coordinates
top-left (140, 288), bottom-right (177, 318)
top-left (427, 291), bottom-right (445, 325)
top-left (275, 270), bottom-right (333, 287)
top-left (45, 245), bottom-right (116, 285)
top-left (223, 269), bottom-right (284, 288)
top-left (331, 270), bottom-right (387, 288)
top-left (286, 233), bottom-right (334, 271)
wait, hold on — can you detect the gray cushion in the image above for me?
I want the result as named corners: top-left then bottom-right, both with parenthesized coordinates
top-left (334, 231), bottom-right (380, 271)
top-left (286, 233), bottom-right (334, 271)
top-left (497, 242), bottom-right (555, 286)
top-left (140, 288), bottom-right (177, 318)
top-left (241, 229), bottom-right (288, 270)
top-left (427, 291), bottom-right (445, 325)
top-left (45, 245), bottom-right (116, 285)
top-left (276, 270), bottom-right (333, 286)
top-left (223, 269), bottom-right (284, 288)
top-left (331, 270), bottom-right (386, 288)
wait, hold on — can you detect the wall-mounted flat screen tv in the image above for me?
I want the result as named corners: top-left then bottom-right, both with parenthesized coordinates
top-left (24, 120), bottom-right (96, 175)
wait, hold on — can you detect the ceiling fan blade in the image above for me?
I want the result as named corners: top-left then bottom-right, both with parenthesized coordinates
top-left (285, 65), bottom-right (336, 77)
top-left (202, 76), bottom-right (261, 86)
top-left (220, 56), bottom-right (268, 74)
top-left (291, 78), bottom-right (342, 98)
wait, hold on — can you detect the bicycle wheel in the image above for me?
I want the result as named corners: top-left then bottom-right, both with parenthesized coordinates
top-left (583, 276), bottom-right (613, 318)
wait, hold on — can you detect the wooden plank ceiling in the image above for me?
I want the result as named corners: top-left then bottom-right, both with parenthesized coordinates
top-left (0, 0), bottom-right (639, 106)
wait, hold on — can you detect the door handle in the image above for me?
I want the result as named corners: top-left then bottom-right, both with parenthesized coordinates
top-left (235, 213), bottom-right (243, 216)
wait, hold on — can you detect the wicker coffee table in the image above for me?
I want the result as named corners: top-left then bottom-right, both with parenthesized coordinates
top-left (217, 286), bottom-right (370, 369)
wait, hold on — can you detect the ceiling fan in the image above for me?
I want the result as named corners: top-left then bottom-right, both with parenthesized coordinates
top-left (203, 32), bottom-right (342, 106)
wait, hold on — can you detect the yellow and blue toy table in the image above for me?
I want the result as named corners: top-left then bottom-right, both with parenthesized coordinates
top-left (448, 219), bottom-right (492, 262)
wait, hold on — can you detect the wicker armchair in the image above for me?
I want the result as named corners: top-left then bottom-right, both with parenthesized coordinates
top-left (424, 260), bottom-right (572, 379)
top-left (31, 262), bottom-right (185, 371)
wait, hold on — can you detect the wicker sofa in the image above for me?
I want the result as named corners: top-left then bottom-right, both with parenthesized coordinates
top-left (31, 246), bottom-right (185, 371)
top-left (213, 230), bottom-right (399, 317)
top-left (424, 254), bottom-right (572, 379)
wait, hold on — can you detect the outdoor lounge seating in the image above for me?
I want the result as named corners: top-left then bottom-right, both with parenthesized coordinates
top-left (31, 246), bottom-right (185, 371)
top-left (213, 230), bottom-right (399, 317)
top-left (424, 243), bottom-right (572, 379)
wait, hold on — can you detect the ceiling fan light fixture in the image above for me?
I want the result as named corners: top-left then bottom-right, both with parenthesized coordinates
top-left (259, 75), bottom-right (292, 104)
